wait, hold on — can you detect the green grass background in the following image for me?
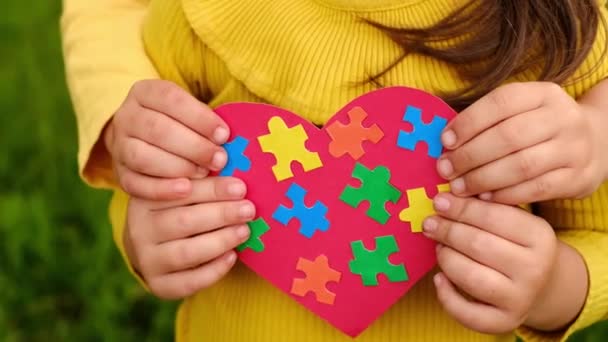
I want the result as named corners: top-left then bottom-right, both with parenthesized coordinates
top-left (0, 1), bottom-right (606, 341)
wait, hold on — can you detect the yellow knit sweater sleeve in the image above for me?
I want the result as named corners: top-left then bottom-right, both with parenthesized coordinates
top-left (517, 184), bottom-right (608, 342)
top-left (61, 0), bottom-right (159, 188)
top-left (61, 0), bottom-right (161, 288)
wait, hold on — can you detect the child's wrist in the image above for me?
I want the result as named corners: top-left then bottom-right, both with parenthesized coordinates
top-left (523, 241), bottom-right (588, 332)
top-left (590, 107), bottom-right (608, 182)
top-left (579, 96), bottom-right (608, 183)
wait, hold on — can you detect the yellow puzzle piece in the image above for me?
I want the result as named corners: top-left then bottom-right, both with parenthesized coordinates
top-left (258, 116), bottom-right (323, 181)
top-left (399, 184), bottom-right (450, 233)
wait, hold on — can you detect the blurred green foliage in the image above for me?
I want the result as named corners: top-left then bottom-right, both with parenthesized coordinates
top-left (0, 1), bottom-right (176, 341)
top-left (0, 1), bottom-right (605, 341)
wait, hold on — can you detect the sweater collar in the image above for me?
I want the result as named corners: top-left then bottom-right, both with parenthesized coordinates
top-left (312, 0), bottom-right (432, 12)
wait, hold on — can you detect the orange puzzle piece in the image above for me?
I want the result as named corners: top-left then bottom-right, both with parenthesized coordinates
top-left (327, 107), bottom-right (384, 160)
top-left (291, 255), bottom-right (342, 305)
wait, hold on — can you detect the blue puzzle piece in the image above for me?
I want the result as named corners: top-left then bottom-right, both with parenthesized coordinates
top-left (397, 105), bottom-right (448, 159)
top-left (272, 183), bottom-right (330, 238)
top-left (220, 136), bottom-right (251, 176)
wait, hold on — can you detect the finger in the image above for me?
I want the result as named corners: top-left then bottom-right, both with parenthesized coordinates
top-left (153, 225), bottom-right (250, 273)
top-left (442, 82), bottom-right (559, 149)
top-left (451, 140), bottom-right (566, 196)
top-left (131, 80), bottom-right (230, 145)
top-left (439, 108), bottom-right (556, 180)
top-left (435, 244), bottom-right (513, 307)
top-left (490, 168), bottom-right (581, 205)
top-left (147, 251), bottom-right (237, 300)
top-left (117, 164), bottom-right (192, 200)
top-left (127, 108), bottom-right (227, 171)
top-left (150, 177), bottom-right (248, 210)
top-left (433, 272), bottom-right (515, 334)
top-left (120, 137), bottom-right (200, 178)
top-left (432, 193), bottom-right (537, 247)
top-left (423, 216), bottom-right (525, 277)
top-left (191, 168), bottom-right (210, 179)
top-left (152, 200), bottom-right (256, 242)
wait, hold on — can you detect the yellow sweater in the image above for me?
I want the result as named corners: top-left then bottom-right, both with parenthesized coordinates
top-left (61, 0), bottom-right (608, 341)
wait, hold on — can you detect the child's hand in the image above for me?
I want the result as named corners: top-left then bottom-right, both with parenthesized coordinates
top-left (422, 193), bottom-right (559, 333)
top-left (105, 80), bottom-right (231, 200)
top-left (124, 177), bottom-right (254, 299)
top-left (437, 82), bottom-right (608, 204)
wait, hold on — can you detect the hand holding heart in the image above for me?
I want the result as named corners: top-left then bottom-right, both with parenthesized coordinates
top-left (125, 177), bottom-right (255, 299)
top-left (423, 194), bottom-right (559, 333)
top-left (437, 82), bottom-right (608, 204)
top-left (118, 81), bottom-right (598, 334)
top-left (122, 86), bottom-right (457, 335)
top-left (428, 81), bottom-right (603, 333)
top-left (105, 80), bottom-right (231, 201)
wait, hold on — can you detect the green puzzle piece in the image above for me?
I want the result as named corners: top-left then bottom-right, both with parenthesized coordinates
top-left (349, 235), bottom-right (409, 286)
top-left (237, 218), bottom-right (270, 252)
top-left (340, 163), bottom-right (401, 224)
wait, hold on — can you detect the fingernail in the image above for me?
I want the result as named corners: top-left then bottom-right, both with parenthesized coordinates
top-left (211, 151), bottom-right (227, 170)
top-left (433, 195), bottom-right (451, 211)
top-left (442, 130), bottom-right (457, 147)
top-left (437, 158), bottom-right (454, 179)
top-left (450, 178), bottom-right (465, 194)
top-left (239, 203), bottom-right (255, 219)
top-left (213, 127), bottom-right (229, 144)
top-left (226, 252), bottom-right (237, 264)
top-left (433, 273), bottom-right (443, 287)
top-left (174, 179), bottom-right (190, 194)
top-left (236, 225), bottom-right (250, 239)
top-left (227, 182), bottom-right (246, 197)
top-left (423, 217), bottom-right (438, 233)
top-left (479, 192), bottom-right (493, 201)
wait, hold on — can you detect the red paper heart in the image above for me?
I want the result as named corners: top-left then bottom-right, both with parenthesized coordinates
top-left (215, 87), bottom-right (457, 336)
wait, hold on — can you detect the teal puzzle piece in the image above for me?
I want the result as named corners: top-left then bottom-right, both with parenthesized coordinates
top-left (397, 105), bottom-right (447, 159)
top-left (220, 136), bottom-right (251, 176)
top-left (273, 183), bottom-right (330, 238)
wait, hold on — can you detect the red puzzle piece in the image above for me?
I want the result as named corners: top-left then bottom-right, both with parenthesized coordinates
top-left (327, 106), bottom-right (384, 160)
top-left (291, 255), bottom-right (341, 305)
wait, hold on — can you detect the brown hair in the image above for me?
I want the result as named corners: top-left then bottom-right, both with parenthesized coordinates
top-left (369, 1), bottom-right (606, 111)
